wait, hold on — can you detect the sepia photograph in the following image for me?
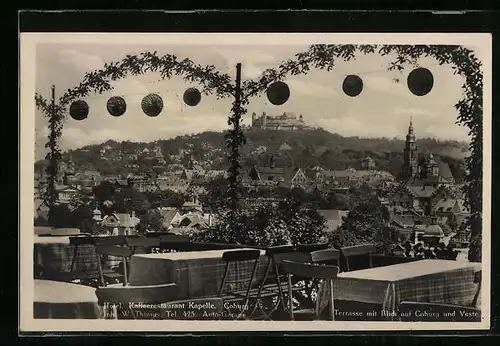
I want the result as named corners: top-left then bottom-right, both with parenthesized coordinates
top-left (19, 32), bottom-right (491, 332)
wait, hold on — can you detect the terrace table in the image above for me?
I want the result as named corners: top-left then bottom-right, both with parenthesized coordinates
top-left (316, 259), bottom-right (481, 320)
top-left (128, 249), bottom-right (268, 299)
top-left (34, 279), bottom-right (103, 319)
top-left (34, 235), bottom-right (98, 279)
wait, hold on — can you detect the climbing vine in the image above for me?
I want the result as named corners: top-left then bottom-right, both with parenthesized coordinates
top-left (243, 44), bottom-right (484, 262)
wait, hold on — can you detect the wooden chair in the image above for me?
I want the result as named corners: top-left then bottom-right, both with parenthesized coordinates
top-left (310, 249), bottom-right (341, 267)
top-left (125, 237), bottom-right (161, 255)
top-left (281, 260), bottom-right (339, 321)
top-left (296, 243), bottom-right (329, 253)
top-left (248, 245), bottom-right (296, 319)
top-left (340, 244), bottom-right (377, 271)
top-left (472, 270), bottom-right (482, 307)
top-left (218, 249), bottom-right (261, 319)
top-left (68, 235), bottom-right (129, 286)
top-left (144, 232), bottom-right (176, 238)
top-left (95, 244), bottom-right (134, 287)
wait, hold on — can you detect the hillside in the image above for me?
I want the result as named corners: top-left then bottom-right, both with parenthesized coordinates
top-left (35, 128), bottom-right (469, 180)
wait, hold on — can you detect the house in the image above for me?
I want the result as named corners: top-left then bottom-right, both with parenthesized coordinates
top-left (317, 209), bottom-right (349, 232)
top-left (171, 212), bottom-right (211, 230)
top-left (101, 212), bottom-right (141, 235)
top-left (392, 244), bottom-right (406, 257)
top-left (158, 207), bottom-right (182, 229)
top-left (390, 183), bottom-right (452, 215)
top-left (248, 165), bottom-right (284, 185)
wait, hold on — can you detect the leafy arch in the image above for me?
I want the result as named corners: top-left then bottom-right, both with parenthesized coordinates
top-left (35, 52), bottom-right (235, 215)
top-left (241, 44), bottom-right (483, 262)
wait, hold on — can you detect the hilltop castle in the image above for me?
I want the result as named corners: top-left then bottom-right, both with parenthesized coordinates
top-left (251, 112), bottom-right (310, 131)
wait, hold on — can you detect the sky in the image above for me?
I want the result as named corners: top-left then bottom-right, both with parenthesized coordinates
top-left (34, 41), bottom-right (477, 161)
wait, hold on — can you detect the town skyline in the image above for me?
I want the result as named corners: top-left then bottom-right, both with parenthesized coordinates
top-left (35, 42), bottom-right (480, 161)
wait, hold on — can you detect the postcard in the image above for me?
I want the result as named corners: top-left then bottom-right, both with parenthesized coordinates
top-left (19, 32), bottom-right (491, 332)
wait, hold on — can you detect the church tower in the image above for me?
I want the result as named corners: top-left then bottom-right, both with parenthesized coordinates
top-left (402, 118), bottom-right (418, 179)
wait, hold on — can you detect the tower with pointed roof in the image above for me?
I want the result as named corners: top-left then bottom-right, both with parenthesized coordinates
top-left (402, 118), bottom-right (419, 179)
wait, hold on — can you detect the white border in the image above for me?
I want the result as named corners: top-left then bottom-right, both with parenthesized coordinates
top-left (19, 32), bottom-right (492, 332)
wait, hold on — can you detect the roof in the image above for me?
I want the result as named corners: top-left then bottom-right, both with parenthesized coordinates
top-left (283, 167), bottom-right (305, 183)
top-left (405, 185), bottom-right (437, 198)
top-left (424, 224), bottom-right (444, 237)
top-left (433, 198), bottom-right (458, 212)
top-left (391, 214), bottom-right (415, 227)
top-left (255, 166), bottom-right (285, 175)
top-left (158, 208), bottom-right (179, 227)
top-left (438, 161), bottom-right (454, 180)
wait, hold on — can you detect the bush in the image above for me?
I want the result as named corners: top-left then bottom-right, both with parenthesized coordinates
top-left (191, 197), bottom-right (327, 247)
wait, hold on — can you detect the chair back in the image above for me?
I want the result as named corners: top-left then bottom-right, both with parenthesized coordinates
top-left (96, 245), bottom-right (134, 258)
top-left (144, 232), bottom-right (175, 238)
top-left (94, 235), bottom-right (127, 246)
top-left (281, 260), bottom-right (339, 321)
top-left (95, 283), bottom-right (180, 305)
top-left (126, 237), bottom-right (161, 249)
top-left (273, 251), bottom-right (310, 265)
top-left (472, 270), bottom-right (482, 307)
top-left (296, 243), bottom-right (329, 253)
top-left (222, 249), bottom-right (261, 262)
top-left (218, 249), bottom-right (262, 316)
top-left (69, 235), bottom-right (94, 246)
top-left (159, 234), bottom-right (190, 251)
top-left (310, 249), bottom-right (341, 266)
top-left (281, 260), bottom-right (339, 280)
top-left (340, 244), bottom-right (377, 271)
top-left (264, 244), bottom-right (295, 257)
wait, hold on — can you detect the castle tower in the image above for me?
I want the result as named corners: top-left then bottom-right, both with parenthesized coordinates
top-left (402, 117), bottom-right (418, 179)
top-left (262, 112), bottom-right (267, 128)
top-left (251, 112), bottom-right (257, 126)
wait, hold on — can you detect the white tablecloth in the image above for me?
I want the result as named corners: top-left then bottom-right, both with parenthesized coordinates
top-left (34, 279), bottom-right (103, 319)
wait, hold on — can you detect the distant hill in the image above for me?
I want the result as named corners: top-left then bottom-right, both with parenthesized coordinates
top-left (35, 127), bottom-right (469, 181)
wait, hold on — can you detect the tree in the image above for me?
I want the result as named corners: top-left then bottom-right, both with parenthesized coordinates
top-left (93, 181), bottom-right (116, 202)
top-left (136, 209), bottom-right (165, 234)
top-left (115, 187), bottom-right (150, 216)
top-left (193, 196), bottom-right (326, 248)
top-left (48, 204), bottom-right (73, 228)
top-left (69, 205), bottom-right (93, 228)
top-left (329, 194), bottom-right (391, 252)
top-left (199, 177), bottom-right (230, 212)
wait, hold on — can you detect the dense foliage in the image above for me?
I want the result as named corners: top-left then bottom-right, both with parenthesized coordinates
top-left (191, 197), bottom-right (327, 247)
